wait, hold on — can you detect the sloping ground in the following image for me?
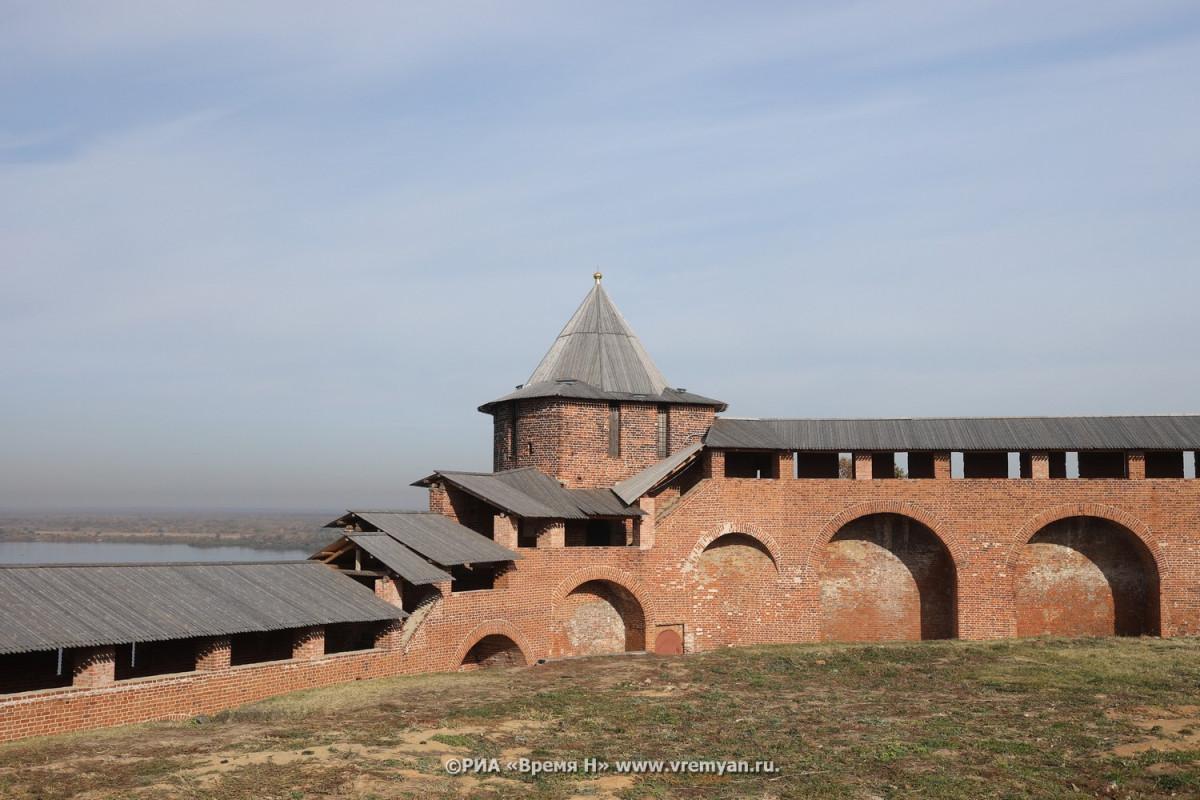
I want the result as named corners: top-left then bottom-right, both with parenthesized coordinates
top-left (1, 637), bottom-right (1199, 799)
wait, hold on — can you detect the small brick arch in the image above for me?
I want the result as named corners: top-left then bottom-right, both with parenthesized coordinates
top-left (451, 621), bottom-right (534, 670)
top-left (1006, 503), bottom-right (1163, 576)
top-left (806, 500), bottom-right (961, 577)
top-left (550, 566), bottom-right (656, 624)
top-left (683, 522), bottom-right (783, 573)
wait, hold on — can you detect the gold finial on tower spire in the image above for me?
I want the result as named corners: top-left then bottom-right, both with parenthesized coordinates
top-left (594, 269), bottom-right (603, 284)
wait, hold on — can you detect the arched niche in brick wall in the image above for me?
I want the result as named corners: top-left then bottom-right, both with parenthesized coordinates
top-left (459, 635), bottom-right (528, 670)
top-left (1014, 516), bottom-right (1160, 637)
top-left (553, 580), bottom-right (646, 657)
top-left (819, 513), bottom-right (958, 642)
top-left (690, 533), bottom-right (779, 650)
top-left (452, 621), bottom-right (534, 671)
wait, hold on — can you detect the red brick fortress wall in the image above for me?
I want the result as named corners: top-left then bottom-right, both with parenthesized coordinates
top-left (650, 460), bottom-right (1200, 645)
top-left (5, 449), bottom-right (1198, 743)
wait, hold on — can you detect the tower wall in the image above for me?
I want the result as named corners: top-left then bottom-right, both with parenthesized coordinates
top-left (493, 398), bottom-right (716, 487)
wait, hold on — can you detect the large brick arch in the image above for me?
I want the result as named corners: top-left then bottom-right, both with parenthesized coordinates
top-left (811, 502), bottom-right (959, 642)
top-left (682, 521), bottom-right (783, 573)
top-left (550, 567), bottom-right (654, 656)
top-left (1006, 503), bottom-right (1163, 576)
top-left (1007, 503), bottom-right (1165, 637)
top-left (683, 522), bottom-right (785, 650)
top-left (804, 500), bottom-right (961, 579)
top-left (550, 566), bottom-right (656, 622)
top-left (451, 620), bottom-right (534, 670)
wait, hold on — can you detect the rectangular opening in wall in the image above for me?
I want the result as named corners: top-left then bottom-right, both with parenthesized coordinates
top-left (1145, 451), bottom-right (1186, 479)
top-left (796, 452), bottom-right (839, 478)
top-left (510, 402), bottom-right (519, 464)
top-left (0, 649), bottom-right (74, 694)
top-left (114, 639), bottom-right (197, 680)
top-left (657, 405), bottom-right (670, 459)
top-left (872, 452), bottom-right (897, 479)
top-left (962, 452), bottom-right (1008, 478)
top-left (724, 451), bottom-right (774, 479)
top-left (588, 519), bottom-right (616, 546)
top-left (838, 452), bottom-right (854, 478)
top-left (1187, 452), bottom-right (1197, 479)
top-left (517, 520), bottom-right (538, 548)
top-left (907, 452), bottom-right (935, 479)
top-left (608, 403), bottom-right (621, 458)
top-left (401, 583), bottom-right (440, 614)
top-left (1006, 452), bottom-right (1020, 479)
top-left (1078, 451), bottom-right (1127, 479)
top-left (230, 630), bottom-right (294, 666)
top-left (1049, 451), bottom-right (1067, 479)
top-left (950, 452), bottom-right (964, 479)
top-left (565, 519), bottom-right (626, 547)
top-left (451, 564), bottom-right (496, 593)
top-left (324, 621), bottom-right (387, 654)
top-left (1018, 452), bottom-right (1033, 479)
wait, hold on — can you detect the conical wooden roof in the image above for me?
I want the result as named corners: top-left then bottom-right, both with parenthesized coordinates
top-left (525, 281), bottom-right (669, 395)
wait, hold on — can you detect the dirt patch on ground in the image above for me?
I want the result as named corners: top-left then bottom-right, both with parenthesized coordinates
top-left (184, 720), bottom-right (553, 784)
top-left (1108, 706), bottom-right (1200, 756)
top-left (5, 638), bottom-right (1200, 798)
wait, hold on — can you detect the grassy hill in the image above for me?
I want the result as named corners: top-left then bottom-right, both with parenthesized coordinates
top-left (2, 637), bottom-right (1199, 798)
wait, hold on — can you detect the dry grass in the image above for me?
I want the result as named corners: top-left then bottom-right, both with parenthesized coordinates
top-left (1, 637), bottom-right (1199, 798)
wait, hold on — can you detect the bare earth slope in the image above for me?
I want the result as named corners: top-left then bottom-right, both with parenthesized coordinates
top-left (1, 637), bottom-right (1199, 799)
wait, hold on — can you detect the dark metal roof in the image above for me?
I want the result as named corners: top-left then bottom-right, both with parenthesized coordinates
top-left (330, 511), bottom-right (519, 566)
top-left (343, 534), bottom-right (452, 585)
top-left (706, 415), bottom-right (1200, 452)
top-left (479, 380), bottom-right (726, 413)
top-left (569, 488), bottom-right (643, 516)
top-left (0, 561), bottom-right (404, 656)
top-left (440, 469), bottom-right (584, 518)
top-left (614, 441), bottom-right (704, 504)
top-left (414, 468), bottom-right (642, 519)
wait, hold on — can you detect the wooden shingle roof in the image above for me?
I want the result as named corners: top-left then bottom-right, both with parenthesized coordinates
top-left (479, 278), bottom-right (725, 413)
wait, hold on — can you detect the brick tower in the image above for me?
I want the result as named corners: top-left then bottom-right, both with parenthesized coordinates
top-left (479, 273), bottom-right (725, 488)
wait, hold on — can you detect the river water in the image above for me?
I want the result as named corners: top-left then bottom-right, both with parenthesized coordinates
top-left (0, 541), bottom-right (312, 564)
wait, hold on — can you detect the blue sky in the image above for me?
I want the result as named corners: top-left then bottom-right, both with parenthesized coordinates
top-left (2, 2), bottom-right (1198, 511)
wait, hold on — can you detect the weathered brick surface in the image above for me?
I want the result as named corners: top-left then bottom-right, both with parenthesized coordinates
top-left (5, 467), bottom-right (1199, 742)
top-left (690, 533), bottom-right (777, 649)
top-left (494, 399), bottom-right (716, 487)
top-left (459, 634), bottom-right (527, 670)
top-left (1015, 516), bottom-right (1158, 636)
top-left (820, 514), bottom-right (956, 641)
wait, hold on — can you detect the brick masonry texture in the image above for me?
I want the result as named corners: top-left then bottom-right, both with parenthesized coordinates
top-left (495, 399), bottom-right (715, 486)
top-left (9, 463), bottom-right (1197, 743)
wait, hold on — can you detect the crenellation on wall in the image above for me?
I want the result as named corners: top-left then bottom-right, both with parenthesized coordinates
top-left (72, 646), bottom-right (115, 689)
top-left (854, 452), bottom-right (873, 480)
top-left (292, 627), bottom-right (325, 660)
top-left (195, 637), bottom-right (231, 671)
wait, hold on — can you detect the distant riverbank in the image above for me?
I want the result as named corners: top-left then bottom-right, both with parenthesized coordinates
top-left (0, 540), bottom-right (311, 564)
top-left (0, 511), bottom-right (345, 553)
